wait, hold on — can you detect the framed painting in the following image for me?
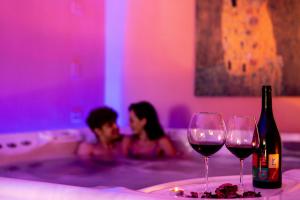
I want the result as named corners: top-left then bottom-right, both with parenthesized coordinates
top-left (195, 0), bottom-right (300, 96)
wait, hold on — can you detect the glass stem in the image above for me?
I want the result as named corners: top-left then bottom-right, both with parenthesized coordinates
top-left (204, 156), bottom-right (209, 193)
top-left (240, 159), bottom-right (244, 192)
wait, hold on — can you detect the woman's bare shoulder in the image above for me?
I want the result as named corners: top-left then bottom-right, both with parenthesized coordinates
top-left (158, 136), bottom-right (176, 156)
top-left (158, 135), bottom-right (172, 143)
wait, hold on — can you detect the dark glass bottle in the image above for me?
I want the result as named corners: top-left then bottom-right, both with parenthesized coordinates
top-left (253, 85), bottom-right (282, 188)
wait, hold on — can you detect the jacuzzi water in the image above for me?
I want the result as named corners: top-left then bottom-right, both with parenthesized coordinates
top-left (0, 150), bottom-right (299, 190)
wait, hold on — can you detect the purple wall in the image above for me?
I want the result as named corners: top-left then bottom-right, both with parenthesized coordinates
top-left (0, 0), bottom-right (105, 133)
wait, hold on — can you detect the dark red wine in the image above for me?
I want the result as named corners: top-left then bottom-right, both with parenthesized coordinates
top-left (190, 142), bottom-right (224, 157)
top-left (226, 144), bottom-right (254, 160)
top-left (253, 86), bottom-right (282, 189)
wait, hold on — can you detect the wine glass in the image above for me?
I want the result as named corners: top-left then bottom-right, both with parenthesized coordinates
top-left (225, 115), bottom-right (260, 192)
top-left (187, 112), bottom-right (227, 193)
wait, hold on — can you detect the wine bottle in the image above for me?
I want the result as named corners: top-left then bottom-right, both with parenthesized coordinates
top-left (253, 85), bottom-right (282, 188)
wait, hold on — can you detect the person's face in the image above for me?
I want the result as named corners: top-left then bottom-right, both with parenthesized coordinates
top-left (129, 110), bottom-right (146, 134)
top-left (95, 121), bottom-right (119, 143)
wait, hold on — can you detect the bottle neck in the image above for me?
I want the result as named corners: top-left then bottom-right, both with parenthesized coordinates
top-left (261, 89), bottom-right (273, 113)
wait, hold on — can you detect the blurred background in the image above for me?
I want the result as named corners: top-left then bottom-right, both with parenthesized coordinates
top-left (1, 0), bottom-right (300, 134)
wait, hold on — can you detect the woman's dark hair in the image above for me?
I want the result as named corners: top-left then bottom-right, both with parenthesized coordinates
top-left (86, 107), bottom-right (117, 131)
top-left (129, 101), bottom-right (165, 140)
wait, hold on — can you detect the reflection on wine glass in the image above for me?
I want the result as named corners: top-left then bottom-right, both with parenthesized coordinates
top-left (225, 115), bottom-right (260, 192)
top-left (187, 112), bottom-right (226, 193)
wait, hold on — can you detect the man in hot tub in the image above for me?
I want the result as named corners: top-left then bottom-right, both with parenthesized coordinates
top-left (77, 107), bottom-right (123, 158)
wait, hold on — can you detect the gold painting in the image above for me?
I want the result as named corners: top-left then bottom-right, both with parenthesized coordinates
top-left (195, 0), bottom-right (300, 96)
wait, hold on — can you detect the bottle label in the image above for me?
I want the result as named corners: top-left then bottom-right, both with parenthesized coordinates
top-left (269, 154), bottom-right (279, 168)
top-left (253, 153), bottom-right (280, 182)
top-left (268, 154), bottom-right (280, 181)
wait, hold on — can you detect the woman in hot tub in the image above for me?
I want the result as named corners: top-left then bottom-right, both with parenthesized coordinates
top-left (77, 107), bottom-right (123, 158)
top-left (122, 101), bottom-right (176, 158)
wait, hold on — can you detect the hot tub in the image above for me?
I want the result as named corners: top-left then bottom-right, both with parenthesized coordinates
top-left (0, 129), bottom-right (299, 190)
top-left (0, 129), bottom-right (300, 190)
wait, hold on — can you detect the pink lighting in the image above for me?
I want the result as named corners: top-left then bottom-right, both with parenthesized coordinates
top-left (0, 1), bottom-right (300, 200)
top-left (121, 0), bottom-right (300, 132)
top-left (0, 0), bottom-right (105, 133)
top-left (1, 1), bottom-right (300, 133)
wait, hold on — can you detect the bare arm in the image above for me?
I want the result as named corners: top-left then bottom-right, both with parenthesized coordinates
top-left (158, 136), bottom-right (176, 157)
top-left (76, 142), bottom-right (93, 157)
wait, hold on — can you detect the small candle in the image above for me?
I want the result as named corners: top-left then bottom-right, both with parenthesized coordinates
top-left (170, 187), bottom-right (184, 197)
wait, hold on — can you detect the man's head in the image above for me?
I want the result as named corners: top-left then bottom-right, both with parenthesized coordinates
top-left (86, 107), bottom-right (119, 143)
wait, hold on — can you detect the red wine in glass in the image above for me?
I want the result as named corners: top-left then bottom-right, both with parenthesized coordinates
top-left (187, 112), bottom-right (226, 193)
top-left (190, 142), bottom-right (224, 157)
top-left (225, 116), bottom-right (260, 192)
top-left (226, 144), bottom-right (255, 160)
